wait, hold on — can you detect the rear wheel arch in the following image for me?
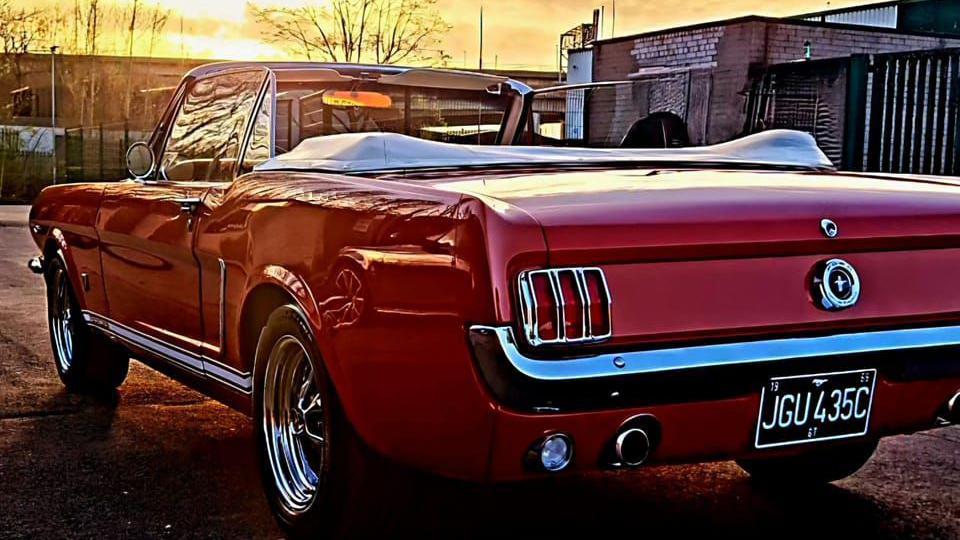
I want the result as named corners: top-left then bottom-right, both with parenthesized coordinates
top-left (237, 271), bottom-right (330, 380)
top-left (238, 283), bottom-right (300, 375)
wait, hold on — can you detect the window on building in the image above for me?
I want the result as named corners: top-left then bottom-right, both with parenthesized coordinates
top-left (10, 87), bottom-right (35, 117)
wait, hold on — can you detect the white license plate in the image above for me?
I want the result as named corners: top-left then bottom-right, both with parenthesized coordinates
top-left (754, 369), bottom-right (876, 449)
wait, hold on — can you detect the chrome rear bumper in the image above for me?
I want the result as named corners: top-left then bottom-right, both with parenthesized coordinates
top-left (469, 324), bottom-right (960, 382)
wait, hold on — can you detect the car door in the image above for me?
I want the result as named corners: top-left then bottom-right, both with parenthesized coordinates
top-left (97, 68), bottom-right (269, 375)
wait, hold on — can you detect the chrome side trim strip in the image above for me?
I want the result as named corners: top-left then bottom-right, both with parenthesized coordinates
top-left (83, 311), bottom-right (204, 373)
top-left (218, 257), bottom-right (227, 359)
top-left (204, 360), bottom-right (252, 390)
top-left (470, 324), bottom-right (960, 381)
top-left (82, 311), bottom-right (252, 393)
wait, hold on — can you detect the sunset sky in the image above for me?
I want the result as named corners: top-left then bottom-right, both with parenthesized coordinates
top-left (24, 0), bottom-right (882, 69)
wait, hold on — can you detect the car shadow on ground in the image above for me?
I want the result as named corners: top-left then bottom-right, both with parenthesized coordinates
top-left (0, 386), bottom-right (946, 540)
top-left (385, 465), bottom-right (893, 540)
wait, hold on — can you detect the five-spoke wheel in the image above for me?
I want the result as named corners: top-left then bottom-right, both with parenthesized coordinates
top-left (262, 335), bottom-right (328, 515)
top-left (45, 257), bottom-right (129, 391)
top-left (50, 269), bottom-right (76, 373)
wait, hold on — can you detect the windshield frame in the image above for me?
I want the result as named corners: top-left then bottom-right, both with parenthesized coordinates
top-left (263, 66), bottom-right (532, 154)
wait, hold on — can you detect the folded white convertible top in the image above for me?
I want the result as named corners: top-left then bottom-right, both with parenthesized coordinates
top-left (254, 129), bottom-right (834, 173)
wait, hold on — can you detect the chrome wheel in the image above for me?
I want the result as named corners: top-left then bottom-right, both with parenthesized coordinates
top-left (262, 335), bottom-right (327, 515)
top-left (51, 271), bottom-right (76, 372)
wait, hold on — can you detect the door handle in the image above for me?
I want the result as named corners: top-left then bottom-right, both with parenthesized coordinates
top-left (172, 197), bottom-right (202, 214)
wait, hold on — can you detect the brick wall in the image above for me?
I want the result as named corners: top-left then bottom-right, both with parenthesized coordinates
top-left (594, 17), bottom-right (960, 144)
top-left (591, 39), bottom-right (641, 144)
top-left (631, 26), bottom-right (724, 68)
top-left (763, 23), bottom-right (960, 65)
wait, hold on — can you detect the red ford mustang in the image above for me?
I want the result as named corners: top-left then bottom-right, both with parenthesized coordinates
top-left (27, 62), bottom-right (960, 538)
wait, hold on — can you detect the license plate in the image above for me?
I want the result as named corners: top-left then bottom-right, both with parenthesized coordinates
top-left (754, 369), bottom-right (876, 449)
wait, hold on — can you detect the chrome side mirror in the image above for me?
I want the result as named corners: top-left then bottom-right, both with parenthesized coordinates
top-left (126, 141), bottom-right (155, 180)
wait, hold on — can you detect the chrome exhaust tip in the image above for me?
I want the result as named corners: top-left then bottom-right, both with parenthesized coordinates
top-left (614, 428), bottom-right (651, 467)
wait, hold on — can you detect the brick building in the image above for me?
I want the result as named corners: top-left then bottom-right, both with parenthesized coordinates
top-left (581, 0), bottom-right (960, 147)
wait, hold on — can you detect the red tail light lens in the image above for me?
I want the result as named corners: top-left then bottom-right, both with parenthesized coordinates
top-left (518, 267), bottom-right (611, 345)
top-left (529, 272), bottom-right (559, 341)
top-left (583, 269), bottom-right (611, 337)
top-left (556, 270), bottom-right (584, 340)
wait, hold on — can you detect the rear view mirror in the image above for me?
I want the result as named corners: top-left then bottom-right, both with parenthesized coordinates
top-left (126, 142), bottom-right (155, 179)
top-left (321, 90), bottom-right (392, 109)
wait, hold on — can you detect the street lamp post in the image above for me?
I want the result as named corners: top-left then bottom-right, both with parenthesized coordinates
top-left (50, 45), bottom-right (58, 184)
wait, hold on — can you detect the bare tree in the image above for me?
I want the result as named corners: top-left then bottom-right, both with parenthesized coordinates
top-left (0, 1), bottom-right (53, 88)
top-left (146, 4), bottom-right (170, 57)
top-left (250, 0), bottom-right (451, 65)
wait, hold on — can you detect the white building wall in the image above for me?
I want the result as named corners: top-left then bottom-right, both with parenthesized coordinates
top-left (565, 49), bottom-right (593, 140)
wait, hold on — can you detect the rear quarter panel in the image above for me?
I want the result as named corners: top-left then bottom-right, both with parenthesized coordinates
top-left (199, 172), bottom-right (544, 480)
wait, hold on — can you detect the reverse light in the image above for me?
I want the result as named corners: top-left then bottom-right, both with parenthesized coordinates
top-left (538, 433), bottom-right (573, 472)
top-left (517, 267), bottom-right (612, 346)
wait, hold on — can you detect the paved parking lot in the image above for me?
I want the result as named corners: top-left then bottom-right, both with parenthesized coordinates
top-left (1, 205), bottom-right (958, 539)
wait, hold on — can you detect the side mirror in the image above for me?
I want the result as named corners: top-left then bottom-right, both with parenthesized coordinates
top-left (126, 141), bottom-right (155, 179)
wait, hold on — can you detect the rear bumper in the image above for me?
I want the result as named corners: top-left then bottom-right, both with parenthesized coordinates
top-left (469, 325), bottom-right (960, 481)
top-left (469, 324), bottom-right (960, 411)
top-left (486, 377), bottom-right (960, 481)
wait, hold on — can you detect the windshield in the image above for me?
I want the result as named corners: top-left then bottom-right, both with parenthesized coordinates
top-left (274, 80), bottom-right (514, 154)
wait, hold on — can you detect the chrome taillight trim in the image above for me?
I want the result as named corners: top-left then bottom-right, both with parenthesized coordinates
top-left (517, 267), bottom-right (612, 346)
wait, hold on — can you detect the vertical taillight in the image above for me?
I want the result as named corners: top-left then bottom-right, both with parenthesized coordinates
top-left (556, 270), bottom-right (584, 340)
top-left (529, 272), bottom-right (559, 341)
top-left (518, 267), bottom-right (611, 345)
top-left (582, 269), bottom-right (611, 337)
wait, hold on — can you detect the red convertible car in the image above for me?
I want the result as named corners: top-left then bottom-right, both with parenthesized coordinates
top-left (28, 62), bottom-right (960, 538)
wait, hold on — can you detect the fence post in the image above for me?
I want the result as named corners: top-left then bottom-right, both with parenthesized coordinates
top-left (98, 123), bottom-right (104, 179)
top-left (842, 54), bottom-right (869, 171)
top-left (78, 127), bottom-right (84, 182)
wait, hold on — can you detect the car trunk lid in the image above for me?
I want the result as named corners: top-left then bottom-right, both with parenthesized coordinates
top-left (440, 168), bottom-right (960, 346)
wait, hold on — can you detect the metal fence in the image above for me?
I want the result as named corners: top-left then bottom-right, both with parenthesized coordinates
top-left (0, 122), bottom-right (153, 202)
top-left (746, 48), bottom-right (960, 175)
top-left (865, 49), bottom-right (960, 175)
top-left (745, 58), bottom-right (849, 167)
top-left (0, 126), bottom-right (55, 202)
top-left (65, 123), bottom-right (151, 183)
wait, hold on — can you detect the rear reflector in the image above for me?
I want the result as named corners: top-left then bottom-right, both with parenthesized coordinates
top-left (518, 267), bottom-right (612, 346)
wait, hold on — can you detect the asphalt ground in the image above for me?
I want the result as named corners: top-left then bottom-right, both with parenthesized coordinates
top-left (1, 205), bottom-right (958, 539)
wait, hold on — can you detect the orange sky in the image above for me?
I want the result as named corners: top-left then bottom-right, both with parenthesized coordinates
top-left (25, 0), bottom-right (885, 69)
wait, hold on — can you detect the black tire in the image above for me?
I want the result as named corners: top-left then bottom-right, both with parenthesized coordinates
top-left (736, 439), bottom-right (878, 484)
top-left (252, 304), bottom-right (407, 539)
top-left (45, 257), bottom-right (129, 392)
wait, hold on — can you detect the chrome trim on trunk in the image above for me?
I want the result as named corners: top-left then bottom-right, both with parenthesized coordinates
top-left (469, 324), bottom-right (960, 381)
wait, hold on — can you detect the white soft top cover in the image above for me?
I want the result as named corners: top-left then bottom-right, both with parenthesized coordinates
top-left (254, 129), bottom-right (833, 173)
